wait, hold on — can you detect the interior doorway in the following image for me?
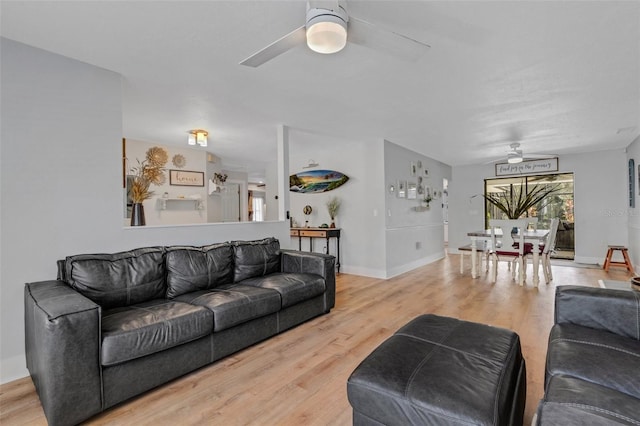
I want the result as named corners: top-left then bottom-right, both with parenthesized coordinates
top-left (221, 183), bottom-right (241, 222)
top-left (484, 173), bottom-right (575, 259)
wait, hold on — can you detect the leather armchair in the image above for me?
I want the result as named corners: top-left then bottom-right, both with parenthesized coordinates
top-left (537, 286), bottom-right (640, 424)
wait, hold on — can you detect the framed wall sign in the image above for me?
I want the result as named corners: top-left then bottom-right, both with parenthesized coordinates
top-left (495, 158), bottom-right (559, 176)
top-left (629, 159), bottom-right (635, 207)
top-left (407, 182), bottom-right (417, 199)
top-left (169, 170), bottom-right (205, 186)
top-left (397, 180), bottom-right (406, 198)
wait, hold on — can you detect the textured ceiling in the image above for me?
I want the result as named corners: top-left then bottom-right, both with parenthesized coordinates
top-left (2, 0), bottom-right (639, 178)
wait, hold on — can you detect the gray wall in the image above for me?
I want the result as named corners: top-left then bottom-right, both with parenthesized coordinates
top-left (383, 140), bottom-right (452, 277)
top-left (0, 39), bottom-right (288, 384)
top-left (288, 130), bottom-right (387, 277)
top-left (288, 132), bottom-right (451, 279)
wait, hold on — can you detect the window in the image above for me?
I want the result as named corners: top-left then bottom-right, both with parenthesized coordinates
top-left (485, 173), bottom-right (575, 254)
top-left (252, 195), bottom-right (265, 222)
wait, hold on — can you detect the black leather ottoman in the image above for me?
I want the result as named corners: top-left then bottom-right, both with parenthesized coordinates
top-left (347, 314), bottom-right (526, 425)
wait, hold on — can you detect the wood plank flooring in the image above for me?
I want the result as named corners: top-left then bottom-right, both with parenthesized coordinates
top-left (1, 254), bottom-right (633, 425)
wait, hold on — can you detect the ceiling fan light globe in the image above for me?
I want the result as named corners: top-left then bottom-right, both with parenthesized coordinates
top-left (306, 17), bottom-right (347, 54)
top-left (507, 155), bottom-right (523, 164)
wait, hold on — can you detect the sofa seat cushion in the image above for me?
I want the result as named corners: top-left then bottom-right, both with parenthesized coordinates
top-left (538, 375), bottom-right (640, 425)
top-left (174, 284), bottom-right (281, 332)
top-left (101, 300), bottom-right (213, 366)
top-left (546, 323), bottom-right (640, 399)
top-left (240, 273), bottom-right (326, 308)
top-left (165, 243), bottom-right (234, 299)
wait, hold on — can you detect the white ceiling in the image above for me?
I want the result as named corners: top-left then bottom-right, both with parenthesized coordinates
top-left (2, 0), bottom-right (639, 176)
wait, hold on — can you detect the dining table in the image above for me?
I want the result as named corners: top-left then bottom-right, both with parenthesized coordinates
top-left (467, 228), bottom-right (550, 286)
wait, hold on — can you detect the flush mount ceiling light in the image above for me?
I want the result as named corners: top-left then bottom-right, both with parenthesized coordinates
top-left (305, 7), bottom-right (348, 54)
top-left (239, 2), bottom-right (429, 68)
top-left (507, 142), bottom-right (523, 164)
top-left (188, 129), bottom-right (208, 147)
top-left (507, 151), bottom-right (523, 164)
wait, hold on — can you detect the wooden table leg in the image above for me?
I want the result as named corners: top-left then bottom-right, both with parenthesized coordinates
top-left (336, 235), bottom-right (341, 273)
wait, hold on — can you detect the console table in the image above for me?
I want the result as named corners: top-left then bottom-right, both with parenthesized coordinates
top-left (290, 228), bottom-right (341, 273)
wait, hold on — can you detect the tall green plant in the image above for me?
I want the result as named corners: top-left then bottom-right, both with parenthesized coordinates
top-left (484, 180), bottom-right (560, 219)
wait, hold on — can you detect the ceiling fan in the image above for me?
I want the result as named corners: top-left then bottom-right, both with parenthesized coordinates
top-left (493, 142), bottom-right (557, 164)
top-left (239, 1), bottom-right (430, 67)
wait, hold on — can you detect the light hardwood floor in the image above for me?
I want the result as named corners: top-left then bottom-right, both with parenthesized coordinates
top-left (1, 254), bottom-right (634, 425)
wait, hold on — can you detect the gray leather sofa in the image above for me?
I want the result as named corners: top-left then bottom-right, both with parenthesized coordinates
top-left (536, 286), bottom-right (640, 424)
top-left (24, 238), bottom-right (335, 426)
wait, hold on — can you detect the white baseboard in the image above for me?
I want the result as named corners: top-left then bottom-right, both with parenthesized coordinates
top-left (0, 354), bottom-right (28, 385)
top-left (572, 256), bottom-right (601, 265)
top-left (339, 265), bottom-right (387, 279)
top-left (385, 252), bottom-right (444, 279)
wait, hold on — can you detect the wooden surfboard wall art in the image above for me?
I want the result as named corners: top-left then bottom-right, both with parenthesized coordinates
top-left (289, 170), bottom-right (349, 193)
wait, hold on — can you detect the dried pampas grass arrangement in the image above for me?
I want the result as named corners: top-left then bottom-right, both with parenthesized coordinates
top-left (128, 147), bottom-right (168, 203)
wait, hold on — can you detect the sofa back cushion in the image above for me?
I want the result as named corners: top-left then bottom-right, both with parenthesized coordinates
top-left (62, 247), bottom-right (166, 309)
top-left (233, 238), bottom-right (281, 282)
top-left (165, 243), bottom-right (234, 298)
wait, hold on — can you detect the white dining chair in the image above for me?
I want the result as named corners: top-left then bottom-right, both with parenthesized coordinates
top-left (539, 218), bottom-right (560, 283)
top-left (458, 242), bottom-right (490, 275)
top-left (510, 217), bottom-right (538, 278)
top-left (489, 219), bottom-right (531, 286)
top-left (520, 217), bottom-right (559, 284)
top-left (525, 217), bottom-right (539, 231)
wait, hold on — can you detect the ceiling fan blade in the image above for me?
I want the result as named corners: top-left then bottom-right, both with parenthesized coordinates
top-left (348, 17), bottom-right (430, 62)
top-left (524, 153), bottom-right (558, 159)
top-left (240, 25), bottom-right (306, 67)
top-left (483, 157), bottom-right (506, 165)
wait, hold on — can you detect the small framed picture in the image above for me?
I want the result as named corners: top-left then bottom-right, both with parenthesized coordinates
top-left (397, 180), bottom-right (406, 198)
top-left (169, 170), bottom-right (205, 186)
top-left (407, 182), bottom-right (417, 199)
top-left (410, 162), bottom-right (417, 176)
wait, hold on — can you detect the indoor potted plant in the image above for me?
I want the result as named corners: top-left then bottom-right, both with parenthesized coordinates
top-left (128, 147), bottom-right (167, 226)
top-left (423, 194), bottom-right (433, 208)
top-left (483, 179), bottom-right (560, 220)
top-left (326, 196), bottom-right (341, 228)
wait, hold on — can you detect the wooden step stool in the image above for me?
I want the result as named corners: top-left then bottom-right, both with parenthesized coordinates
top-left (603, 245), bottom-right (634, 273)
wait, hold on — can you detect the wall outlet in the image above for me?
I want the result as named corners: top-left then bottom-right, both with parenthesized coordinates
top-left (415, 241), bottom-right (422, 250)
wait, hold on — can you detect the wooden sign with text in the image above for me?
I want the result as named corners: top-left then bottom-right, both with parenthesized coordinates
top-left (495, 158), bottom-right (559, 176)
top-left (169, 170), bottom-right (205, 186)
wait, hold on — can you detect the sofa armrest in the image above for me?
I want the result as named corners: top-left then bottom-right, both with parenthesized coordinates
top-left (281, 249), bottom-right (336, 310)
top-left (555, 285), bottom-right (640, 340)
top-left (25, 280), bottom-right (103, 426)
